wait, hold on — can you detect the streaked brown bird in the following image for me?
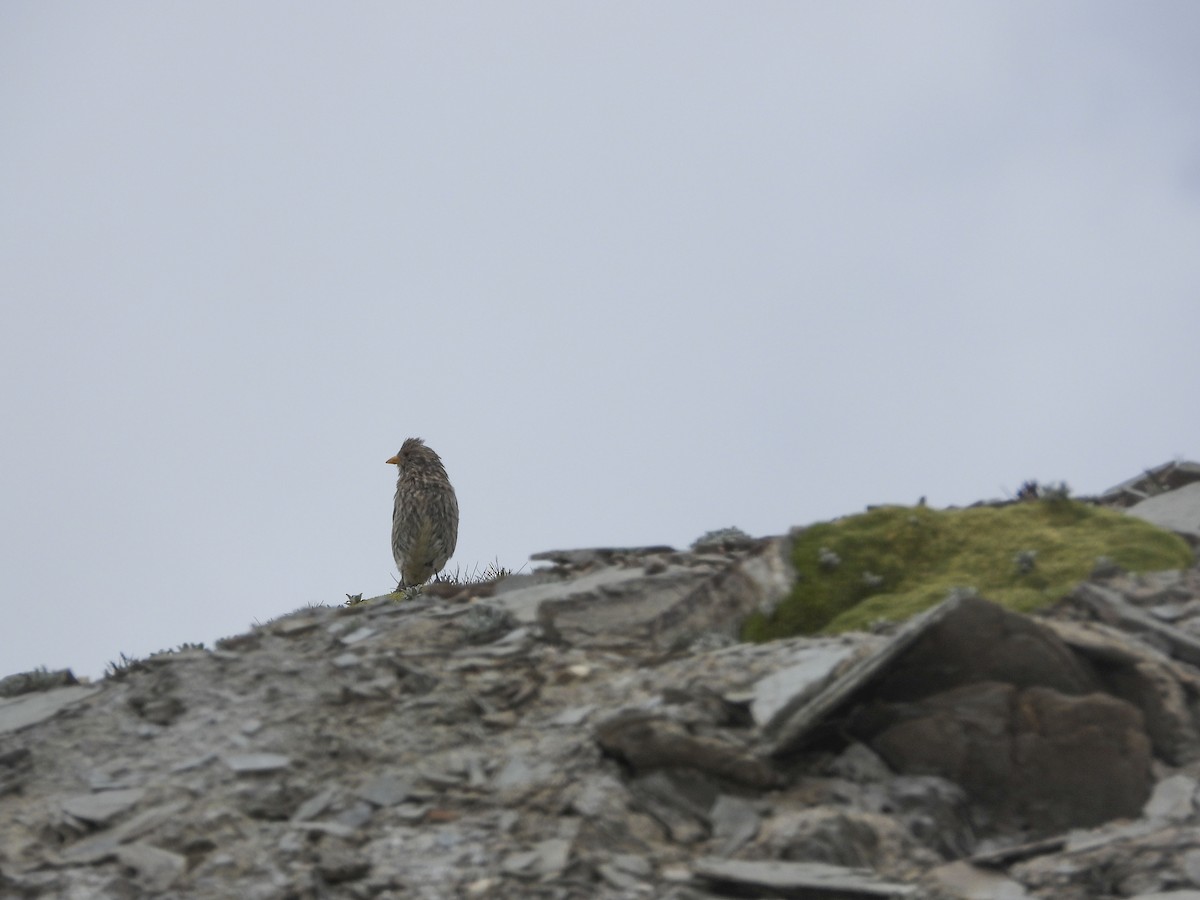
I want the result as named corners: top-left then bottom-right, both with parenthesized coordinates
top-left (387, 437), bottom-right (459, 588)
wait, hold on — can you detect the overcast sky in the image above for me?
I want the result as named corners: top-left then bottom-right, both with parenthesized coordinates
top-left (2, 2), bottom-right (1198, 681)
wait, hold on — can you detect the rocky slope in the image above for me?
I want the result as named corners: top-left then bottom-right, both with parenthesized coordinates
top-left (2, 466), bottom-right (1200, 899)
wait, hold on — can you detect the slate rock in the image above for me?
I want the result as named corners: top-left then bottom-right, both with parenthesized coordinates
top-left (1126, 482), bottom-right (1200, 543)
top-left (758, 806), bottom-right (937, 874)
top-left (0, 684), bottom-right (99, 735)
top-left (115, 842), bottom-right (187, 892)
top-left (355, 774), bottom-right (412, 808)
top-left (61, 788), bottom-right (146, 825)
top-left (595, 711), bottom-right (781, 788)
top-left (0, 668), bottom-right (78, 698)
top-left (1142, 774), bottom-right (1198, 822)
top-left (222, 753), bottom-right (291, 774)
top-left (750, 641), bottom-right (863, 730)
top-left (315, 841), bottom-right (371, 883)
top-left (691, 857), bottom-right (918, 897)
top-left (877, 596), bottom-right (1098, 701)
top-left (710, 793), bottom-right (761, 855)
top-left (927, 860), bottom-right (1033, 899)
top-left (867, 682), bottom-right (1152, 835)
top-left (1044, 618), bottom-right (1200, 764)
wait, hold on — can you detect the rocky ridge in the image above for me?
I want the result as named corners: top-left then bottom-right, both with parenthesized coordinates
top-left (2, 466), bottom-right (1200, 899)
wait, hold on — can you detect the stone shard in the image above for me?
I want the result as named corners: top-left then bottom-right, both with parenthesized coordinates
top-left (1142, 774), bottom-right (1199, 822)
top-left (221, 753), bottom-right (291, 774)
top-left (0, 685), bottom-right (99, 735)
top-left (1125, 481), bottom-right (1200, 543)
top-left (1066, 582), bottom-right (1200, 667)
top-left (691, 857), bottom-right (918, 897)
top-left (61, 788), bottom-right (145, 825)
top-left (115, 843), bottom-right (187, 892)
top-left (928, 860), bottom-right (1033, 900)
top-left (354, 774), bottom-right (412, 807)
top-left (750, 641), bottom-right (865, 730)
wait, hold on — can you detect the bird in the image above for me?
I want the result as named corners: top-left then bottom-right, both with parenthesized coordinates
top-left (386, 437), bottom-right (459, 589)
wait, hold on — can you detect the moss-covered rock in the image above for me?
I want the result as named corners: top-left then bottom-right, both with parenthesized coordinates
top-left (742, 499), bottom-right (1193, 641)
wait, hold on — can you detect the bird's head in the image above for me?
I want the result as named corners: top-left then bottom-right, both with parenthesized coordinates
top-left (387, 437), bottom-right (447, 479)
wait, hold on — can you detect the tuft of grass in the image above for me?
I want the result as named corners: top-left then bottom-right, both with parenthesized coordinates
top-left (358, 559), bottom-right (521, 605)
top-left (419, 558), bottom-right (519, 588)
top-left (742, 499), bottom-right (1192, 641)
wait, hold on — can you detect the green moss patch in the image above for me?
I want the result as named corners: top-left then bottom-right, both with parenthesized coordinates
top-left (742, 499), bottom-right (1193, 641)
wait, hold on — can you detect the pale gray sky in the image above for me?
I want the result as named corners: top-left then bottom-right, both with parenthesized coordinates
top-left (2, 2), bottom-right (1198, 681)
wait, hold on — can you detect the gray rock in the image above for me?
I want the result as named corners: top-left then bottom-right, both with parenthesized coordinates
top-left (596, 711), bottom-right (781, 788)
top-left (691, 857), bottom-right (917, 896)
top-left (502, 837), bottom-right (572, 877)
top-left (1142, 774), bottom-right (1198, 822)
top-left (0, 668), bottom-right (78, 698)
top-left (56, 800), bottom-right (191, 864)
top-left (495, 538), bottom-right (794, 649)
top-left (928, 860), bottom-right (1032, 899)
top-left (355, 773), bottom-right (412, 807)
top-left (1069, 582), bottom-right (1200, 668)
top-left (315, 841), bottom-right (371, 883)
top-left (758, 806), bottom-right (933, 872)
top-left (530, 546), bottom-right (676, 566)
top-left (115, 842), bottom-right (187, 892)
top-left (867, 682), bottom-right (1152, 835)
top-left (1045, 617), bottom-right (1200, 765)
top-left (61, 788), bottom-right (145, 825)
top-left (339, 625), bottom-right (377, 645)
top-left (290, 786), bottom-right (337, 822)
top-left (0, 684), bottom-right (99, 735)
top-left (750, 642), bottom-right (863, 729)
top-left (710, 794), bottom-right (761, 855)
top-left (222, 753), bottom-right (291, 773)
top-left (1126, 482), bottom-right (1200, 543)
top-left (628, 769), bottom-right (714, 844)
top-left (763, 594), bottom-right (977, 756)
top-left (827, 742), bottom-right (893, 781)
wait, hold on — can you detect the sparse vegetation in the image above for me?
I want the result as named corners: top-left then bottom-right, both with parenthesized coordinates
top-left (742, 498), bottom-right (1193, 641)
top-left (346, 558), bottom-right (521, 605)
top-left (104, 642), bottom-right (207, 680)
top-left (434, 558), bottom-right (518, 585)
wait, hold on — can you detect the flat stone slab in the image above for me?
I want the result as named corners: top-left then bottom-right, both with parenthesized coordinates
top-left (61, 788), bottom-right (146, 825)
top-left (1070, 582), bottom-right (1200, 667)
top-left (1126, 482), bottom-right (1200, 542)
top-left (751, 641), bottom-right (867, 730)
top-left (691, 857), bottom-right (917, 896)
top-left (0, 684), bottom-right (99, 735)
top-left (929, 860), bottom-right (1033, 899)
top-left (221, 753), bottom-right (291, 774)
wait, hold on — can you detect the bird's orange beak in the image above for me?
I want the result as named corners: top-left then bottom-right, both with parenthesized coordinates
top-left (386, 455), bottom-right (400, 465)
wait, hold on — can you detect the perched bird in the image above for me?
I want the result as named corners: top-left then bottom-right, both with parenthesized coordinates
top-left (387, 437), bottom-right (459, 588)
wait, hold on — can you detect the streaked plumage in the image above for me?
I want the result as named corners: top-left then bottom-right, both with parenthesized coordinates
top-left (386, 437), bottom-right (459, 588)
